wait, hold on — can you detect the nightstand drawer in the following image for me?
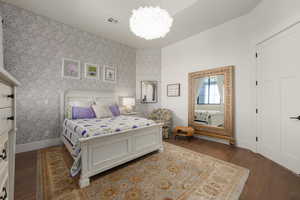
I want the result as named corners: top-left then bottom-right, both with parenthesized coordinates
top-left (0, 108), bottom-right (13, 135)
top-left (122, 112), bottom-right (140, 117)
top-left (0, 82), bottom-right (13, 109)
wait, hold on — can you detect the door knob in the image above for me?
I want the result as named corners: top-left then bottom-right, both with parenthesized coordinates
top-left (290, 116), bottom-right (300, 120)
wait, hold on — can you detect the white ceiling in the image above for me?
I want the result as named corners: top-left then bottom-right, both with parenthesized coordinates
top-left (4, 0), bottom-right (262, 49)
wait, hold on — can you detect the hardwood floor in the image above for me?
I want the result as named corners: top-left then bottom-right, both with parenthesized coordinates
top-left (15, 138), bottom-right (300, 200)
top-left (15, 150), bottom-right (37, 200)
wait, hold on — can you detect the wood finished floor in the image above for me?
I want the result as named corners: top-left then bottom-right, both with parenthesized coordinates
top-left (15, 138), bottom-right (300, 200)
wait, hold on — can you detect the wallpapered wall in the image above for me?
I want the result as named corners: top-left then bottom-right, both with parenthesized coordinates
top-left (0, 10), bottom-right (3, 69)
top-left (136, 49), bottom-right (161, 115)
top-left (0, 2), bottom-right (136, 144)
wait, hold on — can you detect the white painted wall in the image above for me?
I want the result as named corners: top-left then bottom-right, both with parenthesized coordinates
top-left (161, 0), bottom-right (300, 151)
top-left (136, 49), bottom-right (161, 115)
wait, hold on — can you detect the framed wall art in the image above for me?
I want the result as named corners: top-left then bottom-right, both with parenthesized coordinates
top-left (103, 65), bottom-right (117, 83)
top-left (62, 58), bottom-right (81, 79)
top-left (84, 63), bottom-right (99, 79)
top-left (167, 83), bottom-right (180, 97)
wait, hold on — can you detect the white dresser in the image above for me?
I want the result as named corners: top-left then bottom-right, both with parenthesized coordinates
top-left (0, 68), bottom-right (19, 200)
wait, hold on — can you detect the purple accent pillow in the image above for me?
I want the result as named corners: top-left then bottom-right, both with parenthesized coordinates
top-left (109, 104), bottom-right (121, 117)
top-left (72, 106), bottom-right (96, 119)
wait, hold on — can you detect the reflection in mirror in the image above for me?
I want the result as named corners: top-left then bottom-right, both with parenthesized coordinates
top-left (141, 81), bottom-right (158, 103)
top-left (194, 75), bottom-right (225, 128)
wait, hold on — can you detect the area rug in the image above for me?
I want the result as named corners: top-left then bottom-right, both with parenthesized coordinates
top-left (37, 142), bottom-right (249, 200)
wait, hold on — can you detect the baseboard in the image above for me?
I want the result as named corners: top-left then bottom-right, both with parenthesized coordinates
top-left (236, 139), bottom-right (256, 152)
top-left (194, 135), bottom-right (257, 152)
top-left (194, 135), bottom-right (230, 145)
top-left (16, 138), bottom-right (62, 153)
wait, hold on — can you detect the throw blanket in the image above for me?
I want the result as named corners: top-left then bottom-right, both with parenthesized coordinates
top-left (62, 116), bottom-right (157, 177)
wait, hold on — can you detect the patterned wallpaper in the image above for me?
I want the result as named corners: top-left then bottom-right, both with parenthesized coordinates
top-left (136, 49), bottom-right (161, 115)
top-left (0, 13), bottom-right (3, 69)
top-left (0, 2), bottom-right (136, 144)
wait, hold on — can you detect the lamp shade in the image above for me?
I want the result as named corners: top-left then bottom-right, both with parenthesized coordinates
top-left (121, 97), bottom-right (136, 107)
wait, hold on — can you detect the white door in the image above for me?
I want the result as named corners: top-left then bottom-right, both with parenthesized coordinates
top-left (257, 23), bottom-right (300, 174)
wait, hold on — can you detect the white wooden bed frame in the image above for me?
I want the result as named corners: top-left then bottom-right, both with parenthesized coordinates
top-left (60, 90), bottom-right (163, 188)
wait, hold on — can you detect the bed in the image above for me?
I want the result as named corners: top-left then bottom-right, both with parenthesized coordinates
top-left (60, 90), bottom-right (163, 188)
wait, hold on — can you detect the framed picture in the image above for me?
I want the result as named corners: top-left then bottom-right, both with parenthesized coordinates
top-left (167, 83), bottom-right (180, 97)
top-left (62, 58), bottom-right (81, 79)
top-left (103, 65), bottom-right (117, 83)
top-left (84, 63), bottom-right (99, 79)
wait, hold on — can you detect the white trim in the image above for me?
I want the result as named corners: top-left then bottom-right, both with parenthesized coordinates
top-left (0, 68), bottom-right (20, 86)
top-left (16, 138), bottom-right (62, 153)
top-left (194, 135), bottom-right (256, 152)
top-left (257, 20), bottom-right (300, 45)
top-left (194, 135), bottom-right (229, 145)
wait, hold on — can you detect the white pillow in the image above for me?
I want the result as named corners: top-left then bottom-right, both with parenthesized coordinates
top-left (92, 104), bottom-right (112, 118)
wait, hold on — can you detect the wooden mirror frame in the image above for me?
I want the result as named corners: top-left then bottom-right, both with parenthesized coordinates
top-left (188, 66), bottom-right (235, 145)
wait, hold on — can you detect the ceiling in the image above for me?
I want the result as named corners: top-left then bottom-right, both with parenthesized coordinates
top-left (4, 0), bottom-right (262, 49)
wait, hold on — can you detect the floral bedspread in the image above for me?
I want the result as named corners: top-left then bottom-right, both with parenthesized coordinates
top-left (62, 116), bottom-right (157, 176)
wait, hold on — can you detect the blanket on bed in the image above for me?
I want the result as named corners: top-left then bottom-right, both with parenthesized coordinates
top-left (62, 116), bottom-right (157, 176)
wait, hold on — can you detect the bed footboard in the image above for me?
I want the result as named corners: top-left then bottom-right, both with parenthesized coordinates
top-left (78, 124), bottom-right (163, 188)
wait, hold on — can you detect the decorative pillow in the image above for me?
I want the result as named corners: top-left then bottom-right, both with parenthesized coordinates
top-left (92, 104), bottom-right (112, 118)
top-left (109, 104), bottom-right (121, 117)
top-left (72, 106), bottom-right (96, 119)
top-left (65, 101), bottom-right (92, 119)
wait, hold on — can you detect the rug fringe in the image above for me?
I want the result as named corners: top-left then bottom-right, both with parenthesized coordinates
top-left (230, 169), bottom-right (250, 200)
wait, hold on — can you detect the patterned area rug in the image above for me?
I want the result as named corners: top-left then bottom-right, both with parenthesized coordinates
top-left (37, 142), bottom-right (249, 200)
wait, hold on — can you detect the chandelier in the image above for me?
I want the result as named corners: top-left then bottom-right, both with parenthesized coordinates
top-left (130, 6), bottom-right (173, 40)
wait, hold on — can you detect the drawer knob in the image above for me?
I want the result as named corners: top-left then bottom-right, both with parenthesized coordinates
top-left (0, 149), bottom-right (6, 160)
top-left (0, 187), bottom-right (7, 200)
top-left (6, 116), bottom-right (14, 121)
top-left (6, 94), bottom-right (14, 99)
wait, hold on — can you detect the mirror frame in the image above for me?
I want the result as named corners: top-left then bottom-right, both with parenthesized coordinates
top-left (188, 66), bottom-right (235, 144)
top-left (140, 80), bottom-right (158, 104)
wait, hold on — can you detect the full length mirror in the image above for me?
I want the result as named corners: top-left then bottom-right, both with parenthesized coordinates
top-left (188, 66), bottom-right (234, 144)
top-left (194, 75), bottom-right (225, 128)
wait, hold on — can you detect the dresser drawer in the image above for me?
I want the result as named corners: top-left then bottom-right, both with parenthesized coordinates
top-left (0, 132), bottom-right (7, 149)
top-left (0, 132), bottom-right (7, 168)
top-left (0, 180), bottom-right (7, 200)
top-left (0, 82), bottom-right (13, 109)
top-left (0, 163), bottom-right (8, 200)
top-left (0, 108), bottom-right (12, 134)
top-left (0, 132), bottom-right (7, 164)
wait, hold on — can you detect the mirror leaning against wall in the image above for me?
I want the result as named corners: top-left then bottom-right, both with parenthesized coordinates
top-left (188, 66), bottom-right (234, 145)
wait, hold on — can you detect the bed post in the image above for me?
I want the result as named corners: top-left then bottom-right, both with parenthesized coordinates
top-left (79, 141), bottom-right (90, 188)
top-left (60, 91), bottom-right (65, 138)
top-left (159, 125), bottom-right (164, 152)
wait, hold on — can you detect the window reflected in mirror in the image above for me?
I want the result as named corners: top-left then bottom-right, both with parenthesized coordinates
top-left (194, 75), bottom-right (225, 128)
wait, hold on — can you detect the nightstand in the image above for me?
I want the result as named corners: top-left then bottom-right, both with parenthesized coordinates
top-left (122, 112), bottom-right (140, 117)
